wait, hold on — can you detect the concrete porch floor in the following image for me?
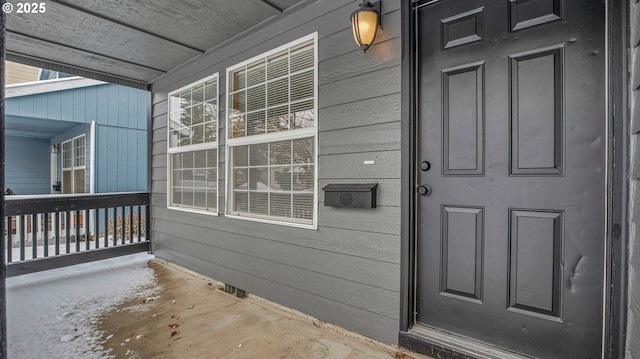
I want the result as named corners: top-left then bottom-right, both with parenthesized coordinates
top-left (98, 259), bottom-right (430, 359)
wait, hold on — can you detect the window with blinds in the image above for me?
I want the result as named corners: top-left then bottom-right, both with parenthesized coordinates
top-left (226, 33), bottom-right (317, 228)
top-left (167, 73), bottom-right (219, 215)
top-left (61, 135), bottom-right (86, 194)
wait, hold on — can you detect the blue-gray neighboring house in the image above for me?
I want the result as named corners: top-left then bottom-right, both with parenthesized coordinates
top-left (4, 75), bottom-right (148, 195)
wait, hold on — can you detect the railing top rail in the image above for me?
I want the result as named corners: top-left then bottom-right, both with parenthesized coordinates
top-left (4, 192), bottom-right (149, 216)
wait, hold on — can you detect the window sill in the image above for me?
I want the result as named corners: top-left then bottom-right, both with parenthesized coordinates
top-left (167, 205), bottom-right (219, 217)
top-left (224, 212), bottom-right (317, 230)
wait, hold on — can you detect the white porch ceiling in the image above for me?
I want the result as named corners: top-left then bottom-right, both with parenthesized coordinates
top-left (5, 0), bottom-right (314, 89)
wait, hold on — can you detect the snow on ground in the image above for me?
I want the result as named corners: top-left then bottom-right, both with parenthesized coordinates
top-left (6, 253), bottom-right (158, 359)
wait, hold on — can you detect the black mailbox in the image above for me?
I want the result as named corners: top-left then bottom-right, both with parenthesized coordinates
top-left (322, 183), bottom-right (378, 208)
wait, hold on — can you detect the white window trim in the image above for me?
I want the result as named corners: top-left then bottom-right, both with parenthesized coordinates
top-left (166, 73), bottom-right (220, 216)
top-left (224, 32), bottom-right (319, 230)
top-left (90, 121), bottom-right (96, 194)
top-left (61, 134), bottom-right (87, 194)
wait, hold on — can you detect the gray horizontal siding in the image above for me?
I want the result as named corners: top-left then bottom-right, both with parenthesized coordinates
top-left (319, 93), bottom-right (401, 132)
top-left (151, 205), bottom-right (400, 264)
top-left (150, 0), bottom-right (402, 344)
top-left (152, 218), bottom-right (399, 292)
top-left (319, 122), bottom-right (401, 155)
top-left (320, 150), bottom-right (400, 179)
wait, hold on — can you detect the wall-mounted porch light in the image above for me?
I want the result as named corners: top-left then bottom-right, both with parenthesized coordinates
top-left (351, 0), bottom-right (382, 53)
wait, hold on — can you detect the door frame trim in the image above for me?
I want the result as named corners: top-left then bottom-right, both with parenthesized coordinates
top-left (398, 0), bottom-right (630, 358)
top-left (603, 0), bottom-right (629, 357)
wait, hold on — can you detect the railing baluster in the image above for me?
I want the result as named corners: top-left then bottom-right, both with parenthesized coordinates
top-left (137, 206), bottom-right (142, 242)
top-left (55, 212), bottom-right (60, 256)
top-left (32, 214), bottom-right (38, 259)
top-left (85, 209), bottom-right (90, 251)
top-left (75, 210), bottom-right (81, 252)
top-left (20, 215), bottom-right (25, 261)
top-left (146, 204), bottom-right (150, 242)
top-left (44, 213), bottom-right (49, 258)
top-left (129, 206), bottom-right (134, 244)
top-left (7, 216), bottom-right (12, 263)
top-left (112, 207), bottom-right (117, 247)
top-left (66, 211), bottom-right (71, 254)
top-left (94, 209), bottom-right (99, 250)
top-left (104, 208), bottom-right (109, 248)
top-left (121, 207), bottom-right (126, 245)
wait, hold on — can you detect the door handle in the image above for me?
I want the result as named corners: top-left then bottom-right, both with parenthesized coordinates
top-left (417, 185), bottom-right (432, 196)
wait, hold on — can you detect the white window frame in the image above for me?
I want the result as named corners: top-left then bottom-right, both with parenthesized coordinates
top-left (61, 134), bottom-right (86, 194)
top-left (166, 73), bottom-right (220, 216)
top-left (225, 33), bottom-right (319, 230)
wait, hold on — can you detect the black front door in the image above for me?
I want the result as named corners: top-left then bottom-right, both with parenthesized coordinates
top-left (414, 1), bottom-right (606, 358)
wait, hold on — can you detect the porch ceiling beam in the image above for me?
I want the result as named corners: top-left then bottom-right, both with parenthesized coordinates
top-left (7, 30), bottom-right (168, 74)
top-left (4, 129), bottom-right (59, 139)
top-left (251, 0), bottom-right (284, 15)
top-left (6, 52), bottom-right (150, 90)
top-left (47, 0), bottom-right (207, 54)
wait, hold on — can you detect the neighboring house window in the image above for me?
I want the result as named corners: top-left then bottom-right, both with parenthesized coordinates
top-left (61, 135), bottom-right (85, 194)
top-left (167, 74), bottom-right (219, 214)
top-left (226, 33), bottom-right (317, 228)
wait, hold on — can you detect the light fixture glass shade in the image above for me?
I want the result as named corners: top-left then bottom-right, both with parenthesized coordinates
top-left (351, 6), bottom-right (379, 52)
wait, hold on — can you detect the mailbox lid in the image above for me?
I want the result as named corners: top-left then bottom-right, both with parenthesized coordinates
top-left (321, 183), bottom-right (378, 192)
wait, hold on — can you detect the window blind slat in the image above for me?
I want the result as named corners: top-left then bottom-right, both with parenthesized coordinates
top-left (73, 169), bottom-right (85, 194)
top-left (246, 85), bottom-right (266, 112)
top-left (290, 44), bottom-right (314, 73)
top-left (290, 70), bottom-right (314, 101)
top-left (62, 171), bottom-right (72, 194)
top-left (205, 80), bottom-right (217, 101)
top-left (267, 53), bottom-right (288, 80)
top-left (192, 104), bottom-right (204, 125)
top-left (267, 106), bottom-right (289, 133)
top-left (247, 61), bottom-right (266, 87)
top-left (192, 83), bottom-right (204, 103)
top-left (267, 78), bottom-right (288, 107)
top-left (291, 100), bottom-right (314, 129)
top-left (230, 69), bottom-right (246, 92)
top-left (249, 192), bottom-right (269, 215)
top-left (247, 111), bottom-right (266, 136)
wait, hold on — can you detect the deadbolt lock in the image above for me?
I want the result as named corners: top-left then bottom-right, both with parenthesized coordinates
top-left (417, 185), bottom-right (432, 196)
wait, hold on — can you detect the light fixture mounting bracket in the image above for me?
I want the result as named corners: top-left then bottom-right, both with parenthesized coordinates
top-left (360, 0), bottom-right (382, 29)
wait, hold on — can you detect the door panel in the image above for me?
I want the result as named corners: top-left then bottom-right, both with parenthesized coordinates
top-left (414, 1), bottom-right (605, 358)
top-left (510, 46), bottom-right (564, 175)
top-left (508, 209), bottom-right (563, 318)
top-left (440, 205), bottom-right (484, 301)
top-left (442, 62), bottom-right (484, 176)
